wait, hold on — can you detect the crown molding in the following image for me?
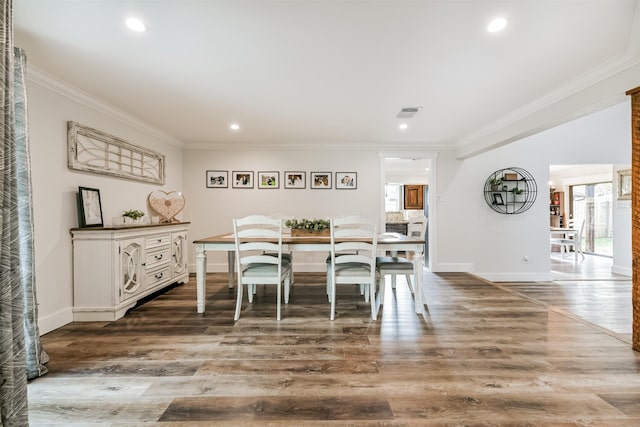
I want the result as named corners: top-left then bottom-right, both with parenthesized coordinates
top-left (182, 140), bottom-right (454, 151)
top-left (456, 1), bottom-right (640, 159)
top-left (25, 64), bottom-right (184, 148)
top-left (456, 52), bottom-right (639, 155)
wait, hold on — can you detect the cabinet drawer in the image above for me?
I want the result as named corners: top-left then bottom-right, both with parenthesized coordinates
top-left (145, 247), bottom-right (171, 269)
top-left (146, 265), bottom-right (171, 288)
top-left (145, 234), bottom-right (171, 249)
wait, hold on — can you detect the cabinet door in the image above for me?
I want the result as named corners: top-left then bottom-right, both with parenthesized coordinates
top-left (404, 185), bottom-right (424, 210)
top-left (120, 238), bottom-right (144, 302)
top-left (171, 231), bottom-right (188, 277)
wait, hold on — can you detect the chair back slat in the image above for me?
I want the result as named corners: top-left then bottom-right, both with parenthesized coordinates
top-left (407, 215), bottom-right (427, 239)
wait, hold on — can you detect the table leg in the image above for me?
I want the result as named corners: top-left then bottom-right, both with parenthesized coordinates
top-left (227, 250), bottom-right (235, 289)
top-left (196, 244), bottom-right (207, 313)
top-left (413, 251), bottom-right (424, 313)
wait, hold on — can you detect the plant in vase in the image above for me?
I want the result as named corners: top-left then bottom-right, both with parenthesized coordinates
top-left (488, 177), bottom-right (503, 191)
top-left (122, 209), bottom-right (145, 224)
top-left (285, 218), bottom-right (330, 236)
top-left (509, 187), bottom-right (524, 202)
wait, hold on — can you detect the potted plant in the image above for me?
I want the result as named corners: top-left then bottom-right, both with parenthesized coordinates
top-left (488, 177), bottom-right (502, 191)
top-left (122, 209), bottom-right (145, 224)
top-left (285, 218), bottom-right (330, 236)
top-left (509, 187), bottom-right (524, 202)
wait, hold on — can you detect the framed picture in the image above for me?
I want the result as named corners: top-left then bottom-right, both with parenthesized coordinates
top-left (258, 171), bottom-right (280, 189)
top-left (617, 169), bottom-right (631, 200)
top-left (492, 193), bottom-right (504, 205)
top-left (232, 171), bottom-right (254, 188)
top-left (77, 186), bottom-right (103, 227)
top-left (310, 172), bottom-right (332, 189)
top-left (206, 170), bottom-right (228, 188)
top-left (335, 172), bottom-right (357, 189)
top-left (284, 171), bottom-right (306, 189)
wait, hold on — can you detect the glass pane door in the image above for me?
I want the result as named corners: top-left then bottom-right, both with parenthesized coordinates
top-left (570, 182), bottom-right (613, 256)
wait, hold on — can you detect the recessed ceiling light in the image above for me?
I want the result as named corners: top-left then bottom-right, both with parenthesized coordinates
top-left (230, 123), bottom-right (240, 131)
top-left (398, 123), bottom-right (408, 130)
top-left (487, 17), bottom-right (507, 33)
top-left (125, 17), bottom-right (147, 32)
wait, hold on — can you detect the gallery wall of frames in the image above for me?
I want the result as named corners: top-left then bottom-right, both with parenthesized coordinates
top-left (206, 170), bottom-right (358, 190)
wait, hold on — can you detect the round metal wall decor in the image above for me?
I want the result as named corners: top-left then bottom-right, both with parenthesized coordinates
top-left (484, 167), bottom-right (537, 214)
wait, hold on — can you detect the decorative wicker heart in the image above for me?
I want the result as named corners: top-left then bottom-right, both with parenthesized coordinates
top-left (148, 191), bottom-right (185, 223)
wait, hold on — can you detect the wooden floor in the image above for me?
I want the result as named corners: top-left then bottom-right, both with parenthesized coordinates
top-left (29, 264), bottom-right (639, 425)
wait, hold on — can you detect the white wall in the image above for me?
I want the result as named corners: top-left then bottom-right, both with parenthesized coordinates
top-left (434, 101), bottom-right (631, 281)
top-left (27, 78), bottom-right (184, 334)
top-left (183, 149), bottom-right (381, 272)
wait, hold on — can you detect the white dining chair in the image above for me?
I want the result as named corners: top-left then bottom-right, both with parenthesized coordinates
top-left (327, 215), bottom-right (379, 320)
top-left (233, 215), bottom-right (292, 321)
top-left (550, 219), bottom-right (585, 261)
top-left (376, 215), bottom-right (427, 295)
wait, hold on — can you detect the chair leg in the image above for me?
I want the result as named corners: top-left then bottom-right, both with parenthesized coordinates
top-left (234, 283), bottom-right (243, 321)
top-left (248, 284), bottom-right (254, 303)
top-left (276, 282), bottom-right (281, 321)
top-left (378, 275), bottom-right (386, 305)
top-left (405, 274), bottom-right (414, 293)
top-left (330, 280), bottom-right (336, 321)
top-left (284, 276), bottom-right (290, 304)
top-left (391, 274), bottom-right (397, 289)
top-left (369, 280), bottom-right (377, 320)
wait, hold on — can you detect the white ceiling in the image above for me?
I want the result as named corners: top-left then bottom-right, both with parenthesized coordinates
top-left (13, 1), bottom-right (640, 157)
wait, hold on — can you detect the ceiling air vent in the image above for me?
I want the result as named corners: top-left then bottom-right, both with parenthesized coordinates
top-left (396, 106), bottom-right (422, 119)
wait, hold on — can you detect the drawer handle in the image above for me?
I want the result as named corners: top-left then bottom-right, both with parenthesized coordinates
top-left (155, 272), bottom-right (164, 280)
top-left (154, 254), bottom-right (164, 261)
top-left (157, 239), bottom-right (163, 243)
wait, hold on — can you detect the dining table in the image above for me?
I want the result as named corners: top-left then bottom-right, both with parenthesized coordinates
top-left (193, 232), bottom-right (427, 316)
top-left (550, 226), bottom-right (579, 239)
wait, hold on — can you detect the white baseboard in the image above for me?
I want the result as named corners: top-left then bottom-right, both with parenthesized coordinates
top-left (432, 262), bottom-right (475, 273)
top-left (475, 272), bottom-right (552, 282)
top-left (611, 265), bottom-right (632, 276)
top-left (38, 307), bottom-right (73, 335)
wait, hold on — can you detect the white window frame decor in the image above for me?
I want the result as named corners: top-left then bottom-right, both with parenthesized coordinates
top-left (67, 121), bottom-right (165, 184)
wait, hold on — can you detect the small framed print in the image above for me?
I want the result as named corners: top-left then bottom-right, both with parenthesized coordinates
top-left (492, 193), bottom-right (504, 205)
top-left (284, 171), bottom-right (306, 189)
top-left (335, 172), bottom-right (357, 189)
top-left (258, 171), bottom-right (280, 189)
top-left (310, 172), bottom-right (332, 189)
top-left (232, 171), bottom-right (254, 188)
top-left (617, 169), bottom-right (631, 200)
top-left (77, 186), bottom-right (103, 227)
top-left (206, 170), bottom-right (228, 188)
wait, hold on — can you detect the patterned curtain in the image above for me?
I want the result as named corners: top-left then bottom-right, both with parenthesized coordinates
top-left (1, 0), bottom-right (48, 424)
top-left (15, 46), bottom-right (48, 382)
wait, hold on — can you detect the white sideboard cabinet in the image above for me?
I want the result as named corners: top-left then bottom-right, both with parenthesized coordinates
top-left (71, 222), bottom-right (190, 321)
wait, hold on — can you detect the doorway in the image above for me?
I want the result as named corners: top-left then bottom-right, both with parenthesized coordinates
top-left (549, 165), bottom-right (615, 277)
top-left (380, 153), bottom-right (434, 269)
